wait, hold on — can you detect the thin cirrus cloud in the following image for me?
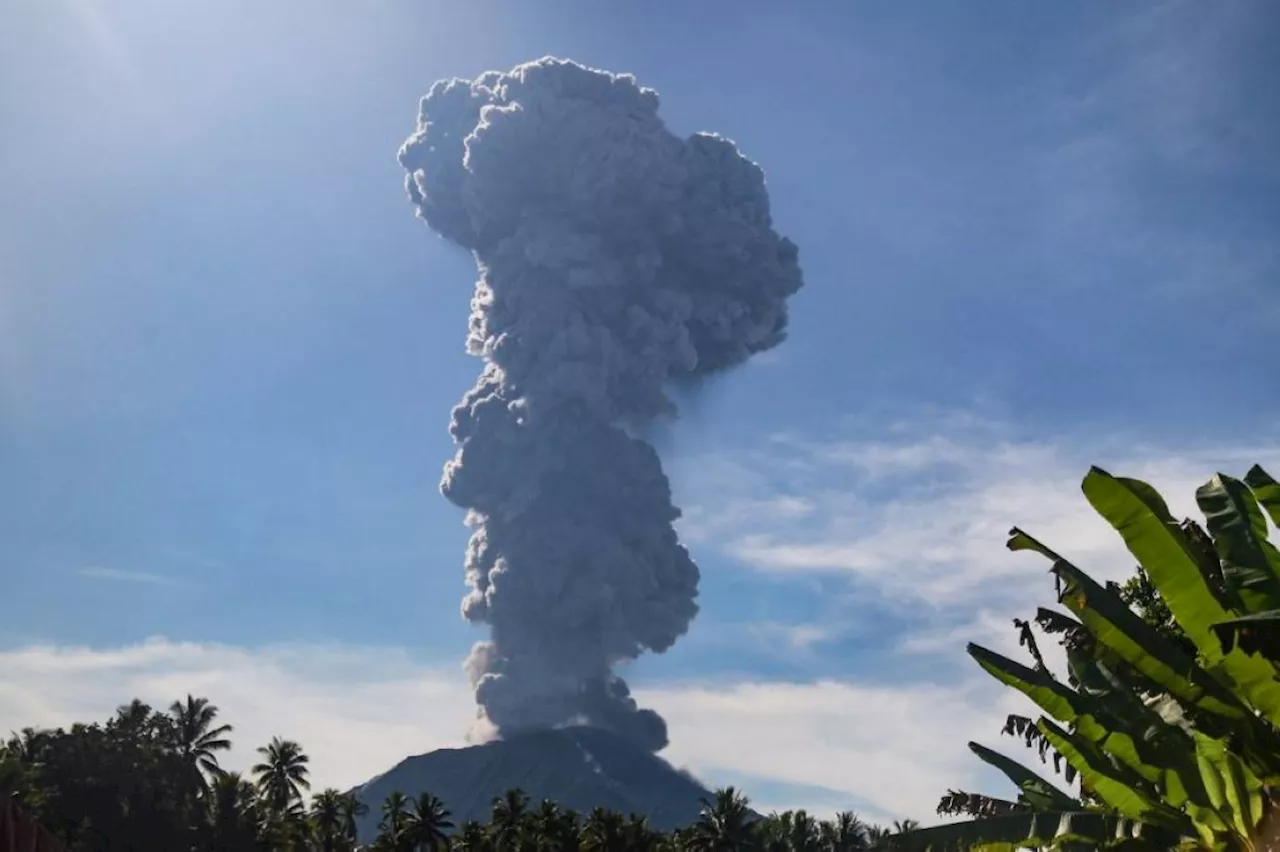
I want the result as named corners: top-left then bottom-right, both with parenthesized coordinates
top-left (76, 566), bottom-right (181, 586)
top-left (671, 413), bottom-right (1278, 666)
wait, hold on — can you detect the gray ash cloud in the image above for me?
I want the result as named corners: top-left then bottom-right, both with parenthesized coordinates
top-left (398, 57), bottom-right (803, 751)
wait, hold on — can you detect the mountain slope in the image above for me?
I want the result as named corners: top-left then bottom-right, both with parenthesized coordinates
top-left (349, 727), bottom-right (712, 842)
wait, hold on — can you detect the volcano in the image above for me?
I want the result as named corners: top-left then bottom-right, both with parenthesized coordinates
top-left (349, 727), bottom-right (713, 843)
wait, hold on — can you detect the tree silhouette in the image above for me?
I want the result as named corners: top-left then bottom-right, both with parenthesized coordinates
top-left (168, 694), bottom-right (233, 788)
top-left (252, 736), bottom-right (311, 813)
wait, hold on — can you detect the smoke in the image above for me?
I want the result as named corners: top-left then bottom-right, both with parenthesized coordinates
top-left (398, 57), bottom-right (803, 752)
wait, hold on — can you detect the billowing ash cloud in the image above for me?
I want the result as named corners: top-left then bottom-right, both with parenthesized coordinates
top-left (398, 57), bottom-right (803, 752)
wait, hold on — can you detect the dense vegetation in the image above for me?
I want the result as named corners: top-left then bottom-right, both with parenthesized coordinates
top-left (0, 695), bottom-right (897, 850)
top-left (892, 464), bottom-right (1280, 852)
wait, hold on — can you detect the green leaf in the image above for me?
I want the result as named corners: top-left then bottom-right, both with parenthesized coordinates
top-left (971, 643), bottom-right (1186, 793)
top-left (882, 811), bottom-right (1169, 852)
top-left (967, 743), bottom-right (1079, 813)
top-left (1046, 559), bottom-right (1280, 782)
top-left (1245, 465), bottom-right (1280, 528)
top-left (968, 645), bottom-right (1109, 743)
top-left (1063, 648), bottom-right (1196, 795)
top-left (1212, 610), bottom-right (1280, 659)
top-left (1048, 557), bottom-right (1247, 721)
top-left (1007, 528), bottom-right (1060, 560)
top-left (1082, 468), bottom-right (1225, 654)
top-left (1196, 473), bottom-right (1280, 613)
top-left (1194, 732), bottom-right (1266, 841)
top-left (1082, 468), bottom-right (1280, 726)
top-left (1035, 718), bottom-right (1182, 829)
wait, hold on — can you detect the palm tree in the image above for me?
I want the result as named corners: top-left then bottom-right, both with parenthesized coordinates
top-left (688, 787), bottom-right (757, 852)
top-left (489, 788), bottom-right (529, 850)
top-left (169, 695), bottom-right (233, 789)
top-left (451, 820), bottom-right (490, 851)
top-left (379, 790), bottom-right (411, 849)
top-left (757, 812), bottom-right (794, 852)
top-left (891, 819), bottom-right (920, 835)
top-left (340, 792), bottom-right (369, 848)
top-left (581, 807), bottom-right (627, 852)
top-left (311, 788), bottom-right (346, 852)
top-left (404, 791), bottom-right (454, 851)
top-left (623, 813), bottom-right (660, 851)
top-left (531, 800), bottom-right (577, 851)
top-left (865, 824), bottom-right (892, 847)
top-left (786, 810), bottom-right (820, 852)
top-left (114, 699), bottom-right (153, 730)
top-left (824, 812), bottom-right (870, 852)
top-left (252, 736), bottom-right (311, 813)
top-left (269, 797), bottom-right (313, 852)
top-left (205, 771), bottom-right (261, 852)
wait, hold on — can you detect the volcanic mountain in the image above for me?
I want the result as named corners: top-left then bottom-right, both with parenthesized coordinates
top-left (348, 727), bottom-right (713, 843)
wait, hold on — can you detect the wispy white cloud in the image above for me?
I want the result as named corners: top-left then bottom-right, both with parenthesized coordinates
top-left (676, 419), bottom-right (1275, 614)
top-left (671, 414), bottom-right (1277, 696)
top-left (76, 566), bottom-right (181, 586)
top-left (0, 637), bottom-right (1049, 823)
top-left (745, 621), bottom-right (837, 655)
top-left (651, 677), bottom-right (1036, 823)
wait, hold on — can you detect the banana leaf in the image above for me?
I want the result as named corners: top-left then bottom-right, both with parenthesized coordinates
top-left (1245, 466), bottom-right (1280, 528)
top-left (1035, 718), bottom-right (1184, 829)
top-left (968, 742), bottom-right (1079, 812)
top-left (971, 641), bottom-right (1197, 797)
top-left (1196, 473), bottom-right (1280, 613)
top-left (1211, 610), bottom-right (1280, 660)
top-left (1082, 468), bottom-right (1280, 724)
top-left (882, 810), bottom-right (1171, 852)
top-left (969, 645), bottom-right (1110, 743)
top-left (1064, 648), bottom-right (1201, 796)
top-left (1193, 732), bottom-right (1266, 842)
top-left (1006, 533), bottom-right (1248, 721)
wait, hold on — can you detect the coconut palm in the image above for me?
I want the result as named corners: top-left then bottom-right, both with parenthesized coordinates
top-left (451, 820), bottom-right (491, 851)
top-left (530, 800), bottom-right (577, 851)
top-left (581, 807), bottom-right (628, 852)
top-left (114, 699), bottom-right (153, 730)
top-left (688, 787), bottom-right (757, 852)
top-left (489, 788), bottom-right (529, 850)
top-left (787, 810), bottom-right (820, 852)
top-left (263, 797), bottom-right (312, 852)
top-left (623, 813), bottom-right (661, 851)
top-left (404, 791), bottom-right (454, 852)
top-left (311, 788), bottom-right (346, 852)
top-left (205, 771), bottom-right (261, 852)
top-left (891, 819), bottom-right (920, 836)
top-left (865, 824), bottom-right (892, 847)
top-left (379, 790), bottom-right (411, 849)
top-left (340, 792), bottom-right (369, 847)
top-left (252, 736), bottom-right (311, 812)
top-left (823, 812), bottom-right (870, 852)
top-left (169, 694), bottom-right (233, 788)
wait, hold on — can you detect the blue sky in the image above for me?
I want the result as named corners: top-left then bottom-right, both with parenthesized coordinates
top-left (2, 0), bottom-right (1277, 823)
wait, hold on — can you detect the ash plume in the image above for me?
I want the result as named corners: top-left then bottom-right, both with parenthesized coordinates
top-left (398, 57), bottom-right (803, 751)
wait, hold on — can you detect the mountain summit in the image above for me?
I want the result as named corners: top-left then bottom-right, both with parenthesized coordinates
top-left (349, 727), bottom-right (713, 843)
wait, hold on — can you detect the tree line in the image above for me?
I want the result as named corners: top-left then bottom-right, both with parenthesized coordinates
top-left (13, 462), bottom-right (1270, 851)
top-left (0, 694), bottom-right (903, 851)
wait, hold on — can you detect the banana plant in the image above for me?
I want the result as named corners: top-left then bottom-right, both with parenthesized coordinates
top-left (889, 465), bottom-right (1280, 852)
